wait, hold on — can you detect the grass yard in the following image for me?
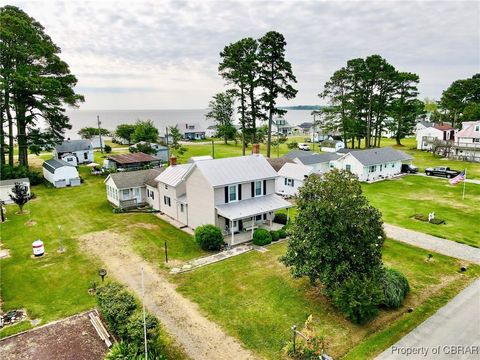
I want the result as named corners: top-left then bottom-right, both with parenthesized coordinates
top-left (172, 240), bottom-right (479, 360)
top-left (0, 165), bottom-right (204, 341)
top-left (362, 175), bottom-right (480, 247)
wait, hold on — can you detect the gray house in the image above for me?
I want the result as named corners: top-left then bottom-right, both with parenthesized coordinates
top-left (54, 140), bottom-right (94, 165)
top-left (177, 123), bottom-right (206, 140)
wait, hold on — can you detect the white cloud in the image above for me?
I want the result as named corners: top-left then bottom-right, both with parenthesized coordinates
top-left (9, 0), bottom-right (480, 109)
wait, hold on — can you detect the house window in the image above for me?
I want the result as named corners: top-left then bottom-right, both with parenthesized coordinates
top-left (122, 189), bottom-right (130, 198)
top-left (285, 178), bottom-right (294, 187)
top-left (84, 152), bottom-right (88, 160)
top-left (163, 196), bottom-right (171, 207)
top-left (380, 164), bottom-right (383, 171)
top-left (391, 163), bottom-right (395, 168)
top-left (180, 204), bottom-right (184, 212)
top-left (164, 184), bottom-right (168, 190)
top-left (150, 190), bottom-right (155, 200)
top-left (369, 165), bottom-right (376, 173)
top-left (228, 185), bottom-right (237, 202)
top-left (345, 164), bottom-right (352, 172)
top-left (474, 138), bottom-right (480, 143)
top-left (329, 163), bottom-right (335, 169)
top-left (254, 181), bottom-right (262, 197)
top-left (255, 214), bottom-right (262, 221)
top-left (475, 125), bottom-right (480, 131)
top-left (134, 188), bottom-right (140, 196)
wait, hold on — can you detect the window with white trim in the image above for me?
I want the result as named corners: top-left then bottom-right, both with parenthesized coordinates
top-left (254, 181), bottom-right (262, 197)
top-left (369, 165), bottom-right (376, 173)
top-left (163, 196), bottom-right (171, 207)
top-left (285, 178), bottom-right (294, 187)
top-left (122, 189), bottom-right (130, 198)
top-left (345, 164), bottom-right (352, 172)
top-left (180, 204), bottom-right (184, 212)
top-left (228, 184), bottom-right (237, 202)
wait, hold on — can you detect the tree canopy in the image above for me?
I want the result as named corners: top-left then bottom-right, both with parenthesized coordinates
top-left (440, 74), bottom-right (480, 127)
top-left (131, 119), bottom-right (159, 143)
top-left (205, 92), bottom-right (237, 144)
top-left (78, 127), bottom-right (110, 139)
top-left (115, 124), bottom-right (136, 145)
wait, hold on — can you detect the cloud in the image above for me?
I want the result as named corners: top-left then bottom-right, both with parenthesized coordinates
top-left (9, 0), bottom-right (480, 109)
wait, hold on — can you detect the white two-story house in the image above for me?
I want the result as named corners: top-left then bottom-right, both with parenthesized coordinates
top-left (155, 152), bottom-right (292, 245)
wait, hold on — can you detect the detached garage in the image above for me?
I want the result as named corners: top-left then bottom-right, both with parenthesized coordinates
top-left (43, 159), bottom-right (81, 188)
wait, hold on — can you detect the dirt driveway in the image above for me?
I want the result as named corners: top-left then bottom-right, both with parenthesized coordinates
top-left (79, 230), bottom-right (258, 360)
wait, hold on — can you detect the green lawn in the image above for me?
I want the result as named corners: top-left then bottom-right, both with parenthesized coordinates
top-left (172, 240), bottom-right (479, 360)
top-left (362, 176), bottom-right (480, 247)
top-left (0, 166), bottom-right (204, 341)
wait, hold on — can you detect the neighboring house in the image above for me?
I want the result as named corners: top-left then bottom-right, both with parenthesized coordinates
top-left (103, 152), bottom-right (162, 171)
top-left (452, 120), bottom-right (480, 162)
top-left (0, 178), bottom-right (30, 204)
top-left (54, 140), bottom-right (94, 164)
top-left (414, 121), bottom-right (434, 135)
top-left (60, 153), bottom-right (78, 166)
top-left (266, 157), bottom-right (295, 172)
top-left (332, 147), bottom-right (413, 182)
top-left (294, 152), bottom-right (342, 173)
top-left (310, 131), bottom-right (333, 143)
top-left (177, 123), bottom-right (206, 140)
top-left (276, 163), bottom-right (313, 196)
top-left (320, 139), bottom-right (345, 153)
top-left (284, 149), bottom-right (316, 160)
top-left (105, 168), bottom-right (163, 209)
top-left (205, 125), bottom-right (217, 138)
top-left (43, 159), bottom-right (81, 188)
top-left (416, 124), bottom-right (455, 150)
top-left (130, 142), bottom-right (169, 162)
top-left (293, 122), bottom-right (313, 135)
top-left (273, 118), bottom-right (293, 135)
top-left (155, 152), bottom-right (292, 245)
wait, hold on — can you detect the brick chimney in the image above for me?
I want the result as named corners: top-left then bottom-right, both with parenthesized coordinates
top-left (170, 156), bottom-right (177, 166)
top-left (252, 143), bottom-right (260, 155)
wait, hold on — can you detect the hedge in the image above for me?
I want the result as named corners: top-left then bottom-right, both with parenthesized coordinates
top-left (253, 228), bottom-right (272, 246)
top-left (195, 224), bottom-right (224, 251)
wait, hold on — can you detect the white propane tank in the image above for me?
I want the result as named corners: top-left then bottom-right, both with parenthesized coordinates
top-left (32, 240), bottom-right (44, 257)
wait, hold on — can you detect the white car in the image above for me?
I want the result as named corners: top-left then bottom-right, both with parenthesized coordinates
top-left (298, 143), bottom-right (310, 151)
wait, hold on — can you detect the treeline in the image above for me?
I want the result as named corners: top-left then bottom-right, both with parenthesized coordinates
top-left (0, 6), bottom-right (83, 168)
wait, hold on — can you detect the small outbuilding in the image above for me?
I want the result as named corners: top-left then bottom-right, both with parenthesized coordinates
top-left (103, 152), bottom-right (162, 171)
top-left (0, 178), bottom-right (31, 204)
top-left (320, 139), bottom-right (345, 152)
top-left (43, 159), bottom-right (81, 188)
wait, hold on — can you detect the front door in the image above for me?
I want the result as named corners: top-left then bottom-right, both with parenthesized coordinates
top-left (230, 220), bottom-right (239, 233)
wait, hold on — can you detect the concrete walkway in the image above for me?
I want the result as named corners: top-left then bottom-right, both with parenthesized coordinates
top-left (376, 278), bottom-right (480, 360)
top-left (384, 223), bottom-right (480, 264)
top-left (170, 245), bottom-right (253, 274)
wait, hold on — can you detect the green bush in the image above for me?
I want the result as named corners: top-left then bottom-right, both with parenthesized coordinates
top-left (105, 342), bottom-right (167, 360)
top-left (104, 144), bottom-right (112, 153)
top-left (332, 274), bottom-right (384, 324)
top-left (0, 165), bottom-right (43, 185)
top-left (253, 228), bottom-right (272, 246)
top-left (96, 282), bottom-right (137, 337)
top-left (195, 224), bottom-right (224, 251)
top-left (381, 268), bottom-right (410, 309)
top-left (273, 212), bottom-right (288, 225)
top-left (278, 229), bottom-right (287, 239)
top-left (125, 310), bottom-right (160, 347)
top-left (270, 230), bottom-right (280, 241)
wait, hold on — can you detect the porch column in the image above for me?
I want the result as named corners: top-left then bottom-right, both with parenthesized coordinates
top-left (230, 219), bottom-right (234, 246)
top-left (269, 212), bottom-right (273, 230)
top-left (251, 216), bottom-right (254, 239)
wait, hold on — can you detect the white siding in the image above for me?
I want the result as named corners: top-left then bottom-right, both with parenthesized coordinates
top-left (0, 181), bottom-right (31, 204)
top-left (105, 177), bottom-right (120, 207)
top-left (334, 154), bottom-right (403, 181)
top-left (186, 168), bottom-right (215, 229)
top-left (276, 177), bottom-right (304, 196)
top-left (146, 185), bottom-right (160, 210)
top-left (43, 166), bottom-right (80, 187)
top-left (416, 128), bottom-right (443, 150)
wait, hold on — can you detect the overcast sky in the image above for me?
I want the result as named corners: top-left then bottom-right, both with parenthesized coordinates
top-left (9, 0), bottom-right (480, 110)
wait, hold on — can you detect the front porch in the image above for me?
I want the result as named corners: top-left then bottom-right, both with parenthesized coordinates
top-left (225, 221), bottom-right (284, 246)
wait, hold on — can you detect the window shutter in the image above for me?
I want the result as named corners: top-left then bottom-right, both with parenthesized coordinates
top-left (292, 179), bottom-right (295, 187)
top-left (225, 186), bottom-right (229, 203)
top-left (251, 182), bottom-right (254, 197)
top-left (238, 184), bottom-right (242, 200)
top-left (284, 178), bottom-right (287, 185)
top-left (263, 180), bottom-right (267, 195)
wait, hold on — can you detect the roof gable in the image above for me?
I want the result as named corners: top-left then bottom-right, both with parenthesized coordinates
top-left (43, 159), bottom-right (74, 173)
top-left (278, 163), bottom-right (313, 180)
top-left (155, 164), bottom-right (192, 187)
top-left (456, 120), bottom-right (480, 139)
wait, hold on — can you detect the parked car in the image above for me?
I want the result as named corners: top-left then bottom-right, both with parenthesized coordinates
top-left (401, 164), bottom-right (419, 174)
top-left (425, 166), bottom-right (460, 178)
top-left (298, 143), bottom-right (310, 151)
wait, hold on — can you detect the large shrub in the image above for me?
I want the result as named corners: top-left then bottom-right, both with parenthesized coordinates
top-left (381, 268), bottom-right (410, 309)
top-left (278, 229), bottom-right (287, 239)
top-left (332, 273), bottom-right (384, 325)
top-left (195, 224), bottom-right (224, 251)
top-left (96, 282), bottom-right (137, 337)
top-left (253, 228), bottom-right (272, 246)
top-left (270, 230), bottom-right (280, 242)
top-left (273, 212), bottom-right (288, 225)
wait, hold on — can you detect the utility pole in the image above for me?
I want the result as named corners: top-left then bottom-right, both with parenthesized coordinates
top-left (97, 115), bottom-right (103, 153)
top-left (141, 267), bottom-right (148, 360)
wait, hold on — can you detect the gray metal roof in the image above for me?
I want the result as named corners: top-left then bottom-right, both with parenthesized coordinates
top-left (0, 178), bottom-right (29, 187)
top-left (107, 168), bottom-right (163, 189)
top-left (284, 149), bottom-right (315, 159)
top-left (193, 155), bottom-right (278, 187)
top-left (176, 123), bottom-right (206, 134)
top-left (347, 147), bottom-right (413, 166)
top-left (216, 193), bottom-right (292, 220)
top-left (296, 153), bottom-right (342, 165)
top-left (55, 140), bottom-right (92, 153)
top-left (43, 159), bottom-right (74, 173)
top-left (155, 164), bottom-right (192, 187)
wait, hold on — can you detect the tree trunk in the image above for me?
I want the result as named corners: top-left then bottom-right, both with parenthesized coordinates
top-left (16, 105), bottom-right (28, 168)
top-left (266, 104), bottom-right (273, 158)
top-left (5, 90), bottom-right (14, 166)
top-left (0, 104), bottom-right (5, 166)
top-left (249, 86), bottom-right (256, 145)
top-left (240, 88), bottom-right (246, 156)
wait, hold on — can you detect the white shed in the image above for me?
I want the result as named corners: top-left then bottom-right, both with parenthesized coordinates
top-left (0, 178), bottom-right (31, 204)
top-left (42, 159), bottom-right (81, 188)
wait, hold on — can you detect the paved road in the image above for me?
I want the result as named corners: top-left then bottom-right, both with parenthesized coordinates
top-left (384, 223), bottom-right (480, 264)
top-left (376, 278), bottom-right (480, 360)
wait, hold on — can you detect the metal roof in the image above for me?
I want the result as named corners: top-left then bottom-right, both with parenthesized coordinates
top-left (155, 164), bottom-right (192, 187)
top-left (0, 178), bottom-right (29, 187)
top-left (43, 159), bottom-right (74, 173)
top-left (188, 156), bottom-right (213, 163)
top-left (107, 152), bottom-right (160, 164)
top-left (193, 155), bottom-right (278, 187)
top-left (296, 153), bottom-right (342, 165)
top-left (278, 163), bottom-right (313, 181)
top-left (456, 121), bottom-right (480, 139)
top-left (107, 168), bottom-right (163, 189)
top-left (284, 149), bottom-right (315, 159)
top-left (347, 147), bottom-right (413, 166)
top-left (55, 140), bottom-right (92, 153)
top-left (216, 194), bottom-right (292, 220)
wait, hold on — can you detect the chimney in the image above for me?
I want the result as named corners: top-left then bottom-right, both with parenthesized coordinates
top-left (170, 156), bottom-right (177, 166)
top-left (252, 143), bottom-right (260, 155)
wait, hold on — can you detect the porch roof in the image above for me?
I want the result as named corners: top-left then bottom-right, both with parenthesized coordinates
top-left (216, 194), bottom-right (292, 221)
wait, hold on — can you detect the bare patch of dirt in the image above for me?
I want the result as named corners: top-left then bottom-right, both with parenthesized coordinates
top-left (25, 220), bottom-right (37, 227)
top-left (130, 223), bottom-right (158, 230)
top-left (0, 249), bottom-right (11, 259)
top-left (78, 230), bottom-right (258, 360)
